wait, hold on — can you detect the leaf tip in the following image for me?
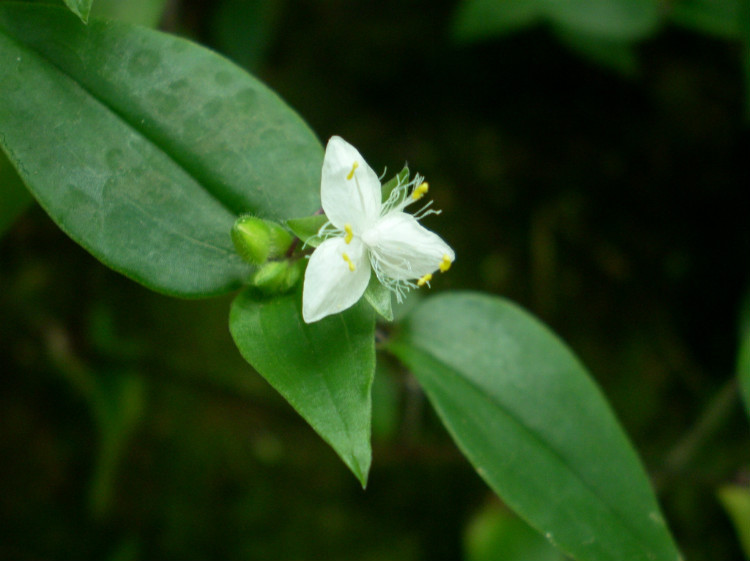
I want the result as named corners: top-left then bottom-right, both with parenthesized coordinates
top-left (349, 453), bottom-right (371, 489)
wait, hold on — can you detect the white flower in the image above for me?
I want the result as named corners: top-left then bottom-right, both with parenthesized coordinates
top-left (302, 136), bottom-right (455, 323)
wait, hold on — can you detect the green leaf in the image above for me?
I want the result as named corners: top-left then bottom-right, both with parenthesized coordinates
top-left (364, 275), bottom-right (393, 321)
top-left (63, 0), bottom-right (93, 23)
top-left (0, 4), bottom-right (322, 297)
top-left (465, 505), bottom-right (564, 561)
top-left (229, 288), bottom-right (375, 486)
top-left (286, 214), bottom-right (328, 247)
top-left (717, 485), bottom-right (750, 559)
top-left (387, 292), bottom-right (682, 561)
top-left (0, 148), bottom-right (33, 237)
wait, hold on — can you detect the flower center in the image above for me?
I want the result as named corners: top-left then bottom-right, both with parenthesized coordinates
top-left (360, 227), bottom-right (377, 247)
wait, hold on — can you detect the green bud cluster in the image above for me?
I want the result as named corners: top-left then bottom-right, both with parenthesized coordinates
top-left (231, 215), bottom-right (294, 265)
top-left (232, 215), bottom-right (306, 295)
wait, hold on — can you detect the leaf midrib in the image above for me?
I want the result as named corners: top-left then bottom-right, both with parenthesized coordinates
top-left (0, 15), bottom-right (238, 217)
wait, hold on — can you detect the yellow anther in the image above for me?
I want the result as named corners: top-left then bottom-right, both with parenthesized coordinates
top-left (417, 273), bottom-right (433, 287)
top-left (347, 161), bottom-right (359, 180)
top-left (439, 254), bottom-right (452, 273)
top-left (412, 182), bottom-right (429, 200)
top-left (344, 224), bottom-right (354, 244)
top-left (342, 252), bottom-right (356, 272)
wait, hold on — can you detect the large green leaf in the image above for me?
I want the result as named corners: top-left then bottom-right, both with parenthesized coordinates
top-left (229, 288), bottom-right (375, 486)
top-left (0, 4), bottom-right (322, 297)
top-left (388, 292), bottom-right (681, 561)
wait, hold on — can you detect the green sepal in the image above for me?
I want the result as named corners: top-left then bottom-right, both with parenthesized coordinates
top-left (364, 275), bottom-right (393, 321)
top-left (286, 214), bottom-right (328, 248)
top-left (232, 215), bottom-right (294, 265)
top-left (381, 165), bottom-right (410, 203)
top-left (251, 259), bottom-right (304, 295)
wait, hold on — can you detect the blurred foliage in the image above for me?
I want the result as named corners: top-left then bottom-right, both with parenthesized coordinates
top-left (1, 0), bottom-right (749, 560)
top-left (463, 502), bottom-right (563, 561)
top-left (210, 0), bottom-right (283, 71)
top-left (0, 150), bottom-right (33, 237)
top-left (669, 0), bottom-right (745, 39)
top-left (718, 484), bottom-right (750, 559)
top-left (89, 0), bottom-right (168, 26)
top-left (739, 293), bottom-right (750, 417)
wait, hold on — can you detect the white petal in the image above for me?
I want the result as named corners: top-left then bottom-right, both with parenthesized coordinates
top-left (362, 212), bottom-right (455, 281)
top-left (321, 136), bottom-right (382, 233)
top-left (302, 236), bottom-right (371, 323)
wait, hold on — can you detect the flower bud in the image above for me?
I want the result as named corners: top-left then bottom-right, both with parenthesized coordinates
top-left (252, 259), bottom-right (304, 294)
top-left (232, 216), bottom-right (294, 265)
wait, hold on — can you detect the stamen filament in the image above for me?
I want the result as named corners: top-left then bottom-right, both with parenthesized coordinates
top-left (346, 161), bottom-right (359, 180)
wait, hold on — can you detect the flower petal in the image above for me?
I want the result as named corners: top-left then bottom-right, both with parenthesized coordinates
top-left (363, 212), bottom-right (455, 281)
top-left (321, 136), bottom-right (382, 232)
top-left (302, 236), bottom-right (371, 323)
